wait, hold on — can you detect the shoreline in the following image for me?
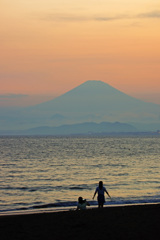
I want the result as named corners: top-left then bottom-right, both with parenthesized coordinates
top-left (1, 201), bottom-right (160, 217)
top-left (1, 203), bottom-right (160, 240)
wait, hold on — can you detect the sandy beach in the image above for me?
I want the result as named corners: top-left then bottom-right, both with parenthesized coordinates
top-left (0, 203), bottom-right (160, 240)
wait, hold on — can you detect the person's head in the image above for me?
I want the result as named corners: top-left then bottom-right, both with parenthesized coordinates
top-left (99, 181), bottom-right (103, 189)
top-left (78, 197), bottom-right (83, 204)
top-left (78, 197), bottom-right (86, 204)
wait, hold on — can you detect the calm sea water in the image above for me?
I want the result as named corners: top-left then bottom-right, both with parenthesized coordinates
top-left (0, 136), bottom-right (160, 214)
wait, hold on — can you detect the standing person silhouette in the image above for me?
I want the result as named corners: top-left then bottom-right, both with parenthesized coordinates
top-left (92, 181), bottom-right (111, 208)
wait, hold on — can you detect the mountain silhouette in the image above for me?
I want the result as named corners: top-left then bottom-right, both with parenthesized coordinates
top-left (27, 80), bottom-right (160, 124)
top-left (0, 80), bottom-right (160, 131)
top-left (31, 80), bottom-right (142, 113)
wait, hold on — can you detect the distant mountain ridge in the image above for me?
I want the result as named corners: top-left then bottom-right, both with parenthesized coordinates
top-left (0, 80), bottom-right (160, 132)
top-left (0, 121), bottom-right (137, 135)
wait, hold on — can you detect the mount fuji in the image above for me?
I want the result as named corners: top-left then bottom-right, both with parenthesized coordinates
top-left (0, 80), bottom-right (160, 133)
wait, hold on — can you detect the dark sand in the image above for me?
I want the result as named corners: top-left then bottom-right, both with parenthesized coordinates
top-left (0, 204), bottom-right (160, 240)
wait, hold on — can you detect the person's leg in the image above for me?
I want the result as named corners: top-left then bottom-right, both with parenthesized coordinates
top-left (98, 203), bottom-right (103, 208)
top-left (98, 195), bottom-right (104, 208)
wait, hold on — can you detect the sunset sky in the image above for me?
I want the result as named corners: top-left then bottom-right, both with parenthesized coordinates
top-left (0, 0), bottom-right (160, 107)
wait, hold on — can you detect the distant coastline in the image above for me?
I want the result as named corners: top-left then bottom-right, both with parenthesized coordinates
top-left (0, 120), bottom-right (160, 136)
top-left (0, 131), bottom-right (160, 136)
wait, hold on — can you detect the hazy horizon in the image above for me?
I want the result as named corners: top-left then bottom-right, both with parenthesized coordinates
top-left (0, 80), bottom-right (160, 133)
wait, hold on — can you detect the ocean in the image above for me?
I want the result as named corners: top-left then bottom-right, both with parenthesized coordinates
top-left (0, 136), bottom-right (160, 215)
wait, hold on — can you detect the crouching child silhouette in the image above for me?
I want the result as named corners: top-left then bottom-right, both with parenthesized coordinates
top-left (77, 197), bottom-right (90, 210)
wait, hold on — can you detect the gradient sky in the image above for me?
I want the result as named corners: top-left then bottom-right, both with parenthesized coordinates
top-left (0, 0), bottom-right (160, 107)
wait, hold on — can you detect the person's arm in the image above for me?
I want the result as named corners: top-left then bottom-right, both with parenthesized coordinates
top-left (92, 190), bottom-right (97, 199)
top-left (105, 189), bottom-right (111, 199)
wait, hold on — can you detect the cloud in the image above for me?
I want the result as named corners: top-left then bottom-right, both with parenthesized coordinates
top-left (41, 10), bottom-right (160, 23)
top-left (41, 12), bottom-right (129, 22)
top-left (93, 15), bottom-right (127, 21)
top-left (138, 11), bottom-right (160, 18)
top-left (0, 94), bottom-right (28, 100)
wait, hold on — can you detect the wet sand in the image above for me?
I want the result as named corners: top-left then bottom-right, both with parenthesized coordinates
top-left (0, 204), bottom-right (160, 240)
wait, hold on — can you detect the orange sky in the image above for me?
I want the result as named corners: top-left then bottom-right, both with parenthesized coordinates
top-left (0, 0), bottom-right (160, 106)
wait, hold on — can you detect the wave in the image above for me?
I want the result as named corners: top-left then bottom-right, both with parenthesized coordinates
top-left (1, 196), bottom-right (160, 214)
top-left (0, 184), bottom-right (91, 192)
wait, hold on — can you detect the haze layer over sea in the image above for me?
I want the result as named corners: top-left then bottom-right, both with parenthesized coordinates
top-left (0, 136), bottom-right (160, 214)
